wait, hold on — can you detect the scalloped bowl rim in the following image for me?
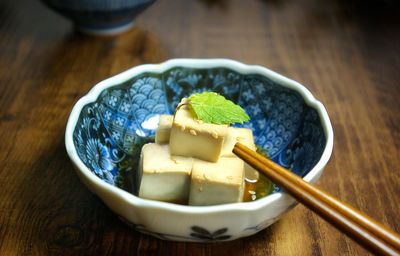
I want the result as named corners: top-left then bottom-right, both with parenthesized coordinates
top-left (65, 58), bottom-right (333, 215)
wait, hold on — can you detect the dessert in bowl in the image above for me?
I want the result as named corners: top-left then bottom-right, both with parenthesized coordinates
top-left (65, 58), bottom-right (333, 241)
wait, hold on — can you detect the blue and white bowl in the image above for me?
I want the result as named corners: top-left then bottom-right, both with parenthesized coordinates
top-left (41, 0), bottom-right (156, 35)
top-left (65, 59), bottom-right (333, 241)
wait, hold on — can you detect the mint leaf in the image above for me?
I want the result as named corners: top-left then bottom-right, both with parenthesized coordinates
top-left (188, 92), bottom-right (250, 125)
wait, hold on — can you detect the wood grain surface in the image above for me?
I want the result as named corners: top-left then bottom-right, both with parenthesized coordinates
top-left (0, 0), bottom-right (399, 255)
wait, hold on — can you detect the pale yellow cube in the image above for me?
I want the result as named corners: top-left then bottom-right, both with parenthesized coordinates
top-left (188, 157), bottom-right (245, 206)
top-left (138, 143), bottom-right (193, 202)
top-left (169, 98), bottom-right (228, 162)
top-left (155, 115), bottom-right (173, 144)
top-left (221, 127), bottom-right (259, 182)
top-left (221, 127), bottom-right (256, 156)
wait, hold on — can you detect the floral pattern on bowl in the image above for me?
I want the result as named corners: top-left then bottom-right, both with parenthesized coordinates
top-left (66, 59), bottom-right (333, 242)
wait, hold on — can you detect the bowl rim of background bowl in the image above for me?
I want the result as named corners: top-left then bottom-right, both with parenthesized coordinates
top-left (65, 58), bottom-right (334, 214)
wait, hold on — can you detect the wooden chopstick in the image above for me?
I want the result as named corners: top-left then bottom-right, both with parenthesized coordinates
top-left (233, 142), bottom-right (400, 256)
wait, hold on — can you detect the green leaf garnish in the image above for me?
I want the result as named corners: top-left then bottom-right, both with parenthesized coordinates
top-left (188, 92), bottom-right (250, 125)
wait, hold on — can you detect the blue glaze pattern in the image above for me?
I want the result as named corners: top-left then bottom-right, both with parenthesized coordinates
top-left (119, 215), bottom-right (285, 242)
top-left (119, 215), bottom-right (233, 241)
top-left (74, 105), bottom-right (118, 185)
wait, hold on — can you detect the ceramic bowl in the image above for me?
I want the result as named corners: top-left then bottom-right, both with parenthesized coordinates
top-left (65, 59), bottom-right (333, 242)
top-left (41, 0), bottom-right (156, 35)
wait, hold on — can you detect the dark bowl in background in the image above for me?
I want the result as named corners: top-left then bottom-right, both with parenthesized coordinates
top-left (40, 0), bottom-right (156, 35)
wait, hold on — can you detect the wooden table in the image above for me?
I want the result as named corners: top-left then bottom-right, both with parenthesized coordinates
top-left (1, 0), bottom-right (399, 255)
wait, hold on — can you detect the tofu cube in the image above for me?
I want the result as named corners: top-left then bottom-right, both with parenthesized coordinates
top-left (155, 115), bottom-right (173, 144)
top-left (169, 98), bottom-right (228, 162)
top-left (221, 127), bottom-right (260, 182)
top-left (221, 127), bottom-right (256, 157)
top-left (188, 157), bottom-right (245, 206)
top-left (244, 162), bottom-right (259, 182)
top-left (138, 143), bottom-right (193, 202)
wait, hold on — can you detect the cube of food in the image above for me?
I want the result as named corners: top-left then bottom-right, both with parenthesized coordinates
top-left (188, 157), bottom-right (245, 206)
top-left (138, 143), bottom-right (193, 202)
top-left (169, 98), bottom-right (228, 162)
top-left (155, 115), bottom-right (173, 144)
top-left (220, 127), bottom-right (256, 156)
top-left (220, 127), bottom-right (259, 182)
top-left (244, 163), bottom-right (259, 182)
